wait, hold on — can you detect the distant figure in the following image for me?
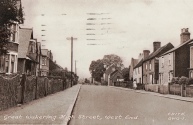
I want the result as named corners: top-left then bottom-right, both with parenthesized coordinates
top-left (133, 80), bottom-right (137, 89)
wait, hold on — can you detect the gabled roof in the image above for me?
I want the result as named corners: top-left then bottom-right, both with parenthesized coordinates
top-left (130, 58), bottom-right (138, 68)
top-left (105, 63), bottom-right (116, 74)
top-left (110, 70), bottom-right (123, 77)
top-left (134, 59), bottom-right (143, 69)
top-left (144, 42), bottom-right (174, 62)
top-left (161, 39), bottom-right (193, 56)
top-left (18, 28), bottom-right (33, 58)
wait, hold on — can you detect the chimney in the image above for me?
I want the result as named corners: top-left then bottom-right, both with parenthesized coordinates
top-left (143, 50), bottom-right (150, 59)
top-left (153, 41), bottom-right (161, 52)
top-left (180, 28), bottom-right (190, 44)
top-left (138, 53), bottom-right (142, 60)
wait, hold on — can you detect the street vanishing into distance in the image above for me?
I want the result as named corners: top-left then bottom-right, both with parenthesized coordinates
top-left (1, 84), bottom-right (193, 125)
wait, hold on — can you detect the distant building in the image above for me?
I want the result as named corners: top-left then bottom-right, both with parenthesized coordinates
top-left (133, 50), bottom-right (150, 83)
top-left (129, 58), bottom-right (138, 81)
top-left (109, 70), bottom-right (123, 86)
top-left (159, 28), bottom-right (192, 84)
top-left (103, 64), bottom-right (121, 86)
top-left (143, 42), bottom-right (174, 84)
top-left (40, 49), bottom-right (53, 76)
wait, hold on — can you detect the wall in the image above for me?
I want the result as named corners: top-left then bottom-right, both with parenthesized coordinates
top-left (159, 52), bottom-right (174, 85)
top-left (175, 45), bottom-right (190, 78)
top-left (143, 59), bottom-right (155, 84)
top-left (133, 66), bottom-right (142, 83)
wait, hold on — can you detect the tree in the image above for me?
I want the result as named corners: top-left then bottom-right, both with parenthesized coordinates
top-left (102, 54), bottom-right (124, 68)
top-left (122, 68), bottom-right (130, 81)
top-left (89, 59), bottom-right (105, 82)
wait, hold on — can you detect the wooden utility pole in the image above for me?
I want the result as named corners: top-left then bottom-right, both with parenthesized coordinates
top-left (67, 37), bottom-right (77, 87)
top-left (75, 60), bottom-right (77, 75)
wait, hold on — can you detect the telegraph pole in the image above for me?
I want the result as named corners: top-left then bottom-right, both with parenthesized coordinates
top-left (67, 37), bottom-right (77, 87)
top-left (75, 60), bottom-right (77, 75)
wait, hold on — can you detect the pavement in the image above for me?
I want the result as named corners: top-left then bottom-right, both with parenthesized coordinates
top-left (0, 84), bottom-right (81, 125)
top-left (109, 86), bottom-right (193, 103)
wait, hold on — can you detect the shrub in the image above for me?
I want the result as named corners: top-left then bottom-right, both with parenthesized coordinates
top-left (171, 77), bottom-right (179, 84)
top-left (178, 76), bottom-right (189, 85)
top-left (188, 78), bottom-right (193, 85)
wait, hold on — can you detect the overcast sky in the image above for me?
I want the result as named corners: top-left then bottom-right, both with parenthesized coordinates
top-left (21, 0), bottom-right (193, 78)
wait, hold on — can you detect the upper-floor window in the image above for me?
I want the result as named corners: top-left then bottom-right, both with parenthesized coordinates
top-left (9, 23), bottom-right (18, 43)
top-left (161, 56), bottom-right (164, 67)
top-left (138, 68), bottom-right (140, 74)
top-left (149, 61), bottom-right (152, 70)
top-left (42, 57), bottom-right (47, 65)
top-left (146, 63), bottom-right (148, 70)
top-left (168, 54), bottom-right (172, 66)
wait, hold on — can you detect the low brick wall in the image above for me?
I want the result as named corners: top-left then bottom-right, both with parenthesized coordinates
top-left (145, 84), bottom-right (159, 93)
top-left (159, 85), bottom-right (169, 94)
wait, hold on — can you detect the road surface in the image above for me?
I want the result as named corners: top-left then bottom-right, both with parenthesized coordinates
top-left (70, 85), bottom-right (193, 125)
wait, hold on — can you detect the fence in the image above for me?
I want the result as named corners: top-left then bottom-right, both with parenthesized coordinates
top-left (186, 85), bottom-right (193, 97)
top-left (114, 82), bottom-right (127, 88)
top-left (0, 74), bottom-right (76, 111)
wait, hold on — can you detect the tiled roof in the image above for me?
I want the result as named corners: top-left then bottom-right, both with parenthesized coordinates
top-left (133, 58), bottom-right (138, 67)
top-left (18, 28), bottom-right (33, 58)
top-left (161, 39), bottom-right (193, 56)
top-left (110, 70), bottom-right (122, 77)
top-left (144, 42), bottom-right (174, 62)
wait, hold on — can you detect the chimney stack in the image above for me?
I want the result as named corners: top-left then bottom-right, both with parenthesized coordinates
top-left (153, 41), bottom-right (161, 52)
top-left (180, 28), bottom-right (190, 44)
top-left (143, 50), bottom-right (150, 59)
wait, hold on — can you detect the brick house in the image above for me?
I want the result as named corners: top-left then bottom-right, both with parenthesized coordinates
top-left (159, 28), bottom-right (192, 84)
top-left (109, 70), bottom-right (123, 86)
top-left (133, 50), bottom-right (150, 83)
top-left (40, 49), bottom-right (53, 76)
top-left (17, 28), bottom-right (38, 75)
top-left (129, 58), bottom-right (138, 81)
top-left (143, 42), bottom-right (174, 84)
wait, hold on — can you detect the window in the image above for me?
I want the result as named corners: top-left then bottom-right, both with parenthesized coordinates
top-left (4, 54), bottom-right (17, 74)
top-left (146, 63), bottom-right (148, 70)
top-left (168, 54), bottom-right (171, 66)
top-left (10, 55), bottom-right (15, 73)
top-left (42, 57), bottom-right (47, 65)
top-left (162, 56), bottom-right (164, 67)
top-left (149, 61), bottom-right (152, 70)
top-left (9, 24), bottom-right (17, 42)
top-left (5, 55), bottom-right (9, 73)
top-left (138, 68), bottom-right (140, 74)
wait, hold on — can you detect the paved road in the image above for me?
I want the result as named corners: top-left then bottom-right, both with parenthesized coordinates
top-left (70, 85), bottom-right (193, 125)
top-left (0, 84), bottom-right (80, 124)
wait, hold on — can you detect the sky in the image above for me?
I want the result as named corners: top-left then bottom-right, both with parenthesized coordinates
top-left (21, 0), bottom-right (193, 78)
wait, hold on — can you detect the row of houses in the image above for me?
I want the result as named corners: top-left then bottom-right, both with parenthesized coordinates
top-left (0, 1), bottom-right (66, 77)
top-left (1, 23), bottom-right (64, 76)
top-left (129, 28), bottom-right (193, 85)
